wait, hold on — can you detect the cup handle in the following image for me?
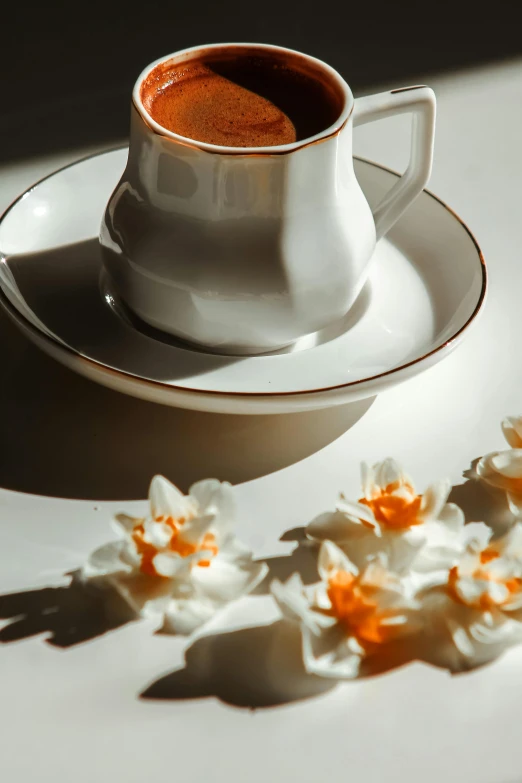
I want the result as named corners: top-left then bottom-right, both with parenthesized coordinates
top-left (353, 85), bottom-right (436, 240)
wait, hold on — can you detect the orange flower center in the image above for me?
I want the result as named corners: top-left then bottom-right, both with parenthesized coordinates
top-left (359, 482), bottom-right (423, 530)
top-left (326, 570), bottom-right (397, 647)
top-left (132, 515), bottom-right (218, 577)
top-left (448, 547), bottom-right (522, 609)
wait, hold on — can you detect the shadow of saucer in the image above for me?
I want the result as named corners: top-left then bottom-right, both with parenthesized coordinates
top-left (0, 307), bottom-right (374, 499)
top-left (141, 619), bottom-right (336, 709)
top-left (0, 575), bottom-right (135, 648)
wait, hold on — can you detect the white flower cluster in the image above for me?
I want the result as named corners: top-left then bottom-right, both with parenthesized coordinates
top-left (82, 415), bottom-right (522, 678)
top-left (272, 429), bottom-right (522, 678)
top-left (82, 476), bottom-right (267, 635)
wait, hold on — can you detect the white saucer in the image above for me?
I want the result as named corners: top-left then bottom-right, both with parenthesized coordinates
top-left (0, 148), bottom-right (486, 415)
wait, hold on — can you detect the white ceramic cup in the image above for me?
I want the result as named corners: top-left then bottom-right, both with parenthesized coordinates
top-left (100, 43), bottom-right (436, 355)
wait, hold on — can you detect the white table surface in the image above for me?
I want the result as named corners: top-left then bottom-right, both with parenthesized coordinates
top-left (1, 60), bottom-right (521, 782)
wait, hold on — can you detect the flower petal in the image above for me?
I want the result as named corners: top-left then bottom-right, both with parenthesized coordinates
top-left (217, 536), bottom-right (254, 562)
top-left (302, 624), bottom-right (361, 679)
top-left (487, 556), bottom-right (521, 582)
top-left (160, 598), bottom-right (217, 635)
top-left (271, 576), bottom-right (335, 633)
top-left (468, 613), bottom-right (522, 648)
top-left (503, 594), bottom-right (522, 612)
top-left (437, 502), bottom-right (465, 533)
top-left (410, 517), bottom-right (463, 572)
top-left (507, 492), bottom-right (522, 518)
top-left (421, 479), bottom-right (451, 520)
top-left (314, 581), bottom-right (333, 611)
top-left (82, 541), bottom-right (131, 579)
top-left (461, 522), bottom-right (492, 551)
top-left (477, 451), bottom-right (522, 494)
top-left (118, 538), bottom-right (142, 570)
top-left (271, 574), bottom-right (306, 622)
top-left (361, 462), bottom-right (376, 500)
top-left (306, 507), bottom-right (377, 544)
top-left (149, 475), bottom-right (192, 520)
top-left (446, 618), bottom-right (475, 659)
top-left (113, 513), bottom-right (140, 536)
top-left (189, 479), bottom-right (236, 534)
top-left (375, 458), bottom-right (405, 492)
top-left (139, 594), bottom-right (172, 619)
top-left (456, 548), bottom-right (482, 578)
top-left (498, 522), bottom-right (522, 558)
top-left (359, 564), bottom-right (420, 621)
top-left (189, 479), bottom-right (228, 511)
top-left (485, 581), bottom-right (510, 605)
top-left (454, 575), bottom-right (490, 605)
top-left (191, 556), bottom-right (268, 604)
top-left (108, 571), bottom-right (177, 616)
top-left (317, 540), bottom-right (358, 582)
top-left (337, 500), bottom-right (381, 533)
top-left (384, 531), bottom-right (426, 574)
top-left (179, 514), bottom-right (215, 546)
top-left (490, 451), bottom-right (522, 478)
top-left (152, 552), bottom-right (192, 579)
top-left (502, 417), bottom-right (522, 448)
top-left (143, 517), bottom-right (173, 548)
top-left (325, 531), bottom-right (420, 574)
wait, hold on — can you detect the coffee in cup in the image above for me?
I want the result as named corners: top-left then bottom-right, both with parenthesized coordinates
top-left (140, 49), bottom-right (344, 148)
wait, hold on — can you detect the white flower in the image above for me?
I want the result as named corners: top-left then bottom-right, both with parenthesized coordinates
top-left (82, 475), bottom-right (267, 634)
top-left (307, 458), bottom-right (469, 574)
top-left (271, 540), bottom-right (420, 679)
top-left (425, 523), bottom-right (522, 666)
top-left (502, 416), bottom-right (522, 448)
top-left (476, 417), bottom-right (522, 516)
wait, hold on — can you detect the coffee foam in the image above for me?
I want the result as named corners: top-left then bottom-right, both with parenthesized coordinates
top-left (141, 61), bottom-right (297, 147)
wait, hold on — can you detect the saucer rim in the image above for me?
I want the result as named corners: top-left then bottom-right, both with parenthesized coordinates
top-left (0, 148), bottom-right (487, 402)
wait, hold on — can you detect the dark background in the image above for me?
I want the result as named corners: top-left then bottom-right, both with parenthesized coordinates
top-left (3, 0), bottom-right (522, 164)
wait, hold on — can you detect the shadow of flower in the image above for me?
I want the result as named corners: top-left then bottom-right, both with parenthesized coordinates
top-left (1, 491), bottom-right (501, 712)
top-left (449, 459), bottom-right (514, 536)
top-left (254, 528), bottom-right (319, 595)
top-left (0, 574), bottom-right (135, 648)
top-left (140, 612), bottom-right (488, 712)
top-left (141, 619), bottom-right (335, 709)
top-left (361, 624), bottom-right (489, 677)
